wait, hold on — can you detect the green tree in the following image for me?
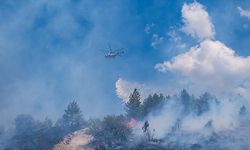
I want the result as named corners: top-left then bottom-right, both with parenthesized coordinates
top-left (125, 89), bottom-right (141, 119)
top-left (9, 115), bottom-right (60, 150)
top-left (180, 89), bottom-right (193, 114)
top-left (240, 105), bottom-right (247, 116)
top-left (141, 93), bottom-right (165, 118)
top-left (88, 115), bottom-right (132, 149)
top-left (88, 118), bottom-right (103, 139)
top-left (102, 115), bottom-right (131, 146)
top-left (12, 114), bottom-right (37, 150)
top-left (56, 101), bottom-right (86, 133)
top-left (142, 94), bottom-right (153, 117)
top-left (195, 92), bottom-right (212, 115)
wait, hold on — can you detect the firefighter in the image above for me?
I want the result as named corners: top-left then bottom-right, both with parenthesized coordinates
top-left (142, 120), bottom-right (149, 133)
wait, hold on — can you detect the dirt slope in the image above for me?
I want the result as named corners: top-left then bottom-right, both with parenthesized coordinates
top-left (53, 129), bottom-right (93, 150)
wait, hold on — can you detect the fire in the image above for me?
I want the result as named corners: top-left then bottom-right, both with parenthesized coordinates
top-left (126, 118), bottom-right (137, 128)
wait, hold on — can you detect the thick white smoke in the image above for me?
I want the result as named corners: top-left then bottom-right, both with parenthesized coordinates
top-left (145, 96), bottom-right (244, 138)
top-left (115, 1), bottom-right (250, 148)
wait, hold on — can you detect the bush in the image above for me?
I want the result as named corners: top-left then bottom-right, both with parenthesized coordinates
top-left (88, 115), bottom-right (132, 149)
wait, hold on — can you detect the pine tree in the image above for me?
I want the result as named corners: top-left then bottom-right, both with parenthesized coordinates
top-left (240, 105), bottom-right (247, 116)
top-left (142, 94), bottom-right (153, 117)
top-left (196, 92), bottom-right (212, 115)
top-left (88, 115), bottom-right (132, 149)
top-left (12, 114), bottom-right (36, 150)
top-left (180, 89), bottom-right (192, 113)
top-left (141, 93), bottom-right (165, 118)
top-left (56, 101), bottom-right (86, 132)
top-left (125, 89), bottom-right (141, 119)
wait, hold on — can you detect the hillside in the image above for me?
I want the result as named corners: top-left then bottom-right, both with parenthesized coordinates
top-left (53, 129), bottom-right (93, 150)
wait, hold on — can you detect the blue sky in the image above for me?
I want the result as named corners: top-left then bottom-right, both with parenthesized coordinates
top-left (0, 0), bottom-right (250, 126)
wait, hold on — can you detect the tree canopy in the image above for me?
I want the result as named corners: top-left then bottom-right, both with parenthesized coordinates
top-left (125, 89), bottom-right (142, 119)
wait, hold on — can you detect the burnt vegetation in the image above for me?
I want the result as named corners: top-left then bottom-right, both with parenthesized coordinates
top-left (1, 89), bottom-right (247, 150)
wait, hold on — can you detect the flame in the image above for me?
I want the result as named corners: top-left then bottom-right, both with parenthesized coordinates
top-left (127, 118), bottom-right (137, 128)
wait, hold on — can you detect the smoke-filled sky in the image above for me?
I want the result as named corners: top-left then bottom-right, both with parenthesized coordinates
top-left (1, 0), bottom-right (250, 127)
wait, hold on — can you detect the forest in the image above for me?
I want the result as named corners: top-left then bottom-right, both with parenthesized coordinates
top-left (0, 89), bottom-right (248, 150)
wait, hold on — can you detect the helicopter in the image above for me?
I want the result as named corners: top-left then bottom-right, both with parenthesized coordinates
top-left (101, 44), bottom-right (125, 58)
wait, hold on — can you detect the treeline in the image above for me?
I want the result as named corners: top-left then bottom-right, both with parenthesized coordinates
top-left (4, 101), bottom-right (86, 150)
top-left (2, 89), bottom-right (168, 150)
top-left (125, 89), bottom-right (218, 120)
top-left (87, 89), bottom-right (224, 149)
top-left (2, 89), bottom-right (246, 150)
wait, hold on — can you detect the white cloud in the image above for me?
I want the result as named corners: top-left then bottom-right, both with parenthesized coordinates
top-left (144, 23), bottom-right (155, 34)
top-left (155, 2), bottom-right (250, 98)
top-left (155, 39), bottom-right (250, 96)
top-left (156, 40), bottom-right (250, 76)
top-left (166, 29), bottom-right (187, 51)
top-left (238, 7), bottom-right (250, 19)
top-left (151, 34), bottom-right (164, 49)
top-left (181, 2), bottom-right (215, 40)
top-left (177, 43), bottom-right (187, 49)
top-left (167, 30), bottom-right (181, 42)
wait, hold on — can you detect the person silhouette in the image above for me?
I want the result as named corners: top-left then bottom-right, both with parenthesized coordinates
top-left (142, 120), bottom-right (149, 133)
